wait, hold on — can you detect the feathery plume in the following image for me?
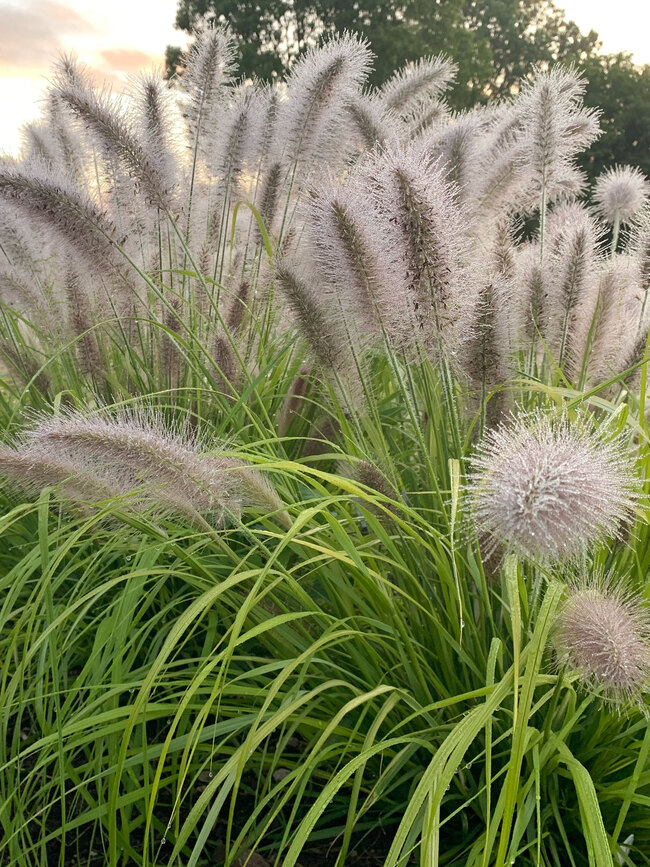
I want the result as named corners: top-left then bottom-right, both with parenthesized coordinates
top-left (583, 256), bottom-right (644, 384)
top-left (22, 123), bottom-right (57, 169)
top-left (64, 268), bottom-right (101, 379)
top-left (256, 160), bottom-right (284, 238)
top-left (513, 245), bottom-right (549, 343)
top-left (45, 91), bottom-right (88, 187)
top-left (516, 67), bottom-right (600, 208)
top-left (181, 23), bottom-right (237, 153)
top-left (209, 83), bottom-right (256, 185)
top-left (344, 95), bottom-right (393, 150)
top-left (7, 408), bottom-right (287, 526)
top-left (545, 204), bottom-right (602, 369)
top-left (380, 56), bottom-right (456, 118)
top-left (469, 105), bottom-right (529, 219)
top-left (274, 261), bottom-right (345, 374)
top-left (360, 143), bottom-right (477, 358)
top-left (52, 58), bottom-right (176, 209)
top-left (555, 576), bottom-right (650, 705)
top-left (461, 277), bottom-right (512, 424)
top-left (0, 165), bottom-right (131, 288)
top-left (303, 177), bottom-right (406, 346)
top-left (274, 260), bottom-right (367, 407)
top-left (593, 166), bottom-right (649, 227)
top-left (132, 71), bottom-right (179, 195)
top-left (468, 411), bottom-right (638, 562)
top-left (0, 446), bottom-right (120, 505)
top-left (409, 97), bottom-right (449, 138)
top-left (279, 33), bottom-right (373, 164)
top-left (427, 114), bottom-right (481, 197)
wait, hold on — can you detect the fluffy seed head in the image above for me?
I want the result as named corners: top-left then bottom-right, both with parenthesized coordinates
top-left (181, 23), bottom-right (237, 151)
top-left (517, 67), bottom-right (600, 205)
top-left (0, 408), bottom-right (287, 527)
top-left (279, 33), bottom-right (373, 164)
top-left (380, 56), bottom-right (457, 117)
top-left (360, 143), bottom-right (477, 359)
top-left (593, 165), bottom-right (650, 226)
top-left (468, 412), bottom-right (638, 562)
top-left (555, 578), bottom-right (650, 704)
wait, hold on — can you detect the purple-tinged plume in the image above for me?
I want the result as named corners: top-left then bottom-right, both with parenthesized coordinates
top-left (555, 577), bottom-right (650, 705)
top-left (0, 408), bottom-right (288, 527)
top-left (278, 33), bottom-right (373, 165)
top-left (468, 412), bottom-right (638, 562)
top-left (360, 143), bottom-right (477, 359)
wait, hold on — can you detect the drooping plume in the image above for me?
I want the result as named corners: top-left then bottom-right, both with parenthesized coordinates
top-left (0, 164), bottom-right (133, 294)
top-left (1, 408), bottom-right (287, 526)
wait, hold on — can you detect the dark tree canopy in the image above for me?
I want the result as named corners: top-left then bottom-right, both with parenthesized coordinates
top-left (579, 53), bottom-right (650, 180)
top-left (169, 0), bottom-right (649, 179)
top-left (171, 0), bottom-right (596, 94)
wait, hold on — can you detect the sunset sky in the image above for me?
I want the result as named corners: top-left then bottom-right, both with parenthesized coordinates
top-left (0, 0), bottom-right (649, 155)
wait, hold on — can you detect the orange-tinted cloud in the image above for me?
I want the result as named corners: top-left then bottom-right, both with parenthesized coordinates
top-left (97, 47), bottom-right (160, 80)
top-left (99, 48), bottom-right (156, 71)
top-left (0, 0), bottom-right (96, 74)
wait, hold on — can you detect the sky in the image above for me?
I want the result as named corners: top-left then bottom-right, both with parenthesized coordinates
top-left (0, 0), bottom-right (649, 155)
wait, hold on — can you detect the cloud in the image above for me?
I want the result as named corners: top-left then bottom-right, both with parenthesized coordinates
top-left (0, 0), bottom-right (96, 74)
top-left (98, 47), bottom-right (158, 75)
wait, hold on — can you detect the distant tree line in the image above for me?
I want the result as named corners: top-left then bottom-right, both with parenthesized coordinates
top-left (166, 0), bottom-right (650, 182)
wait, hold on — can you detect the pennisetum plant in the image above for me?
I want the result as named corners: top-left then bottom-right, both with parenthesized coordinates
top-left (2, 23), bottom-right (650, 867)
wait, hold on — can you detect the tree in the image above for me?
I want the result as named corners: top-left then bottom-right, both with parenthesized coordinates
top-left (170, 0), bottom-right (597, 94)
top-left (171, 0), bottom-right (490, 88)
top-left (168, 0), bottom-right (649, 181)
top-left (579, 53), bottom-right (650, 181)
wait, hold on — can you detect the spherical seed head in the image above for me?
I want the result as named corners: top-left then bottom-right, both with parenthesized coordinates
top-left (593, 165), bottom-right (650, 226)
top-left (468, 413), bottom-right (637, 562)
top-left (555, 582), bottom-right (650, 703)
